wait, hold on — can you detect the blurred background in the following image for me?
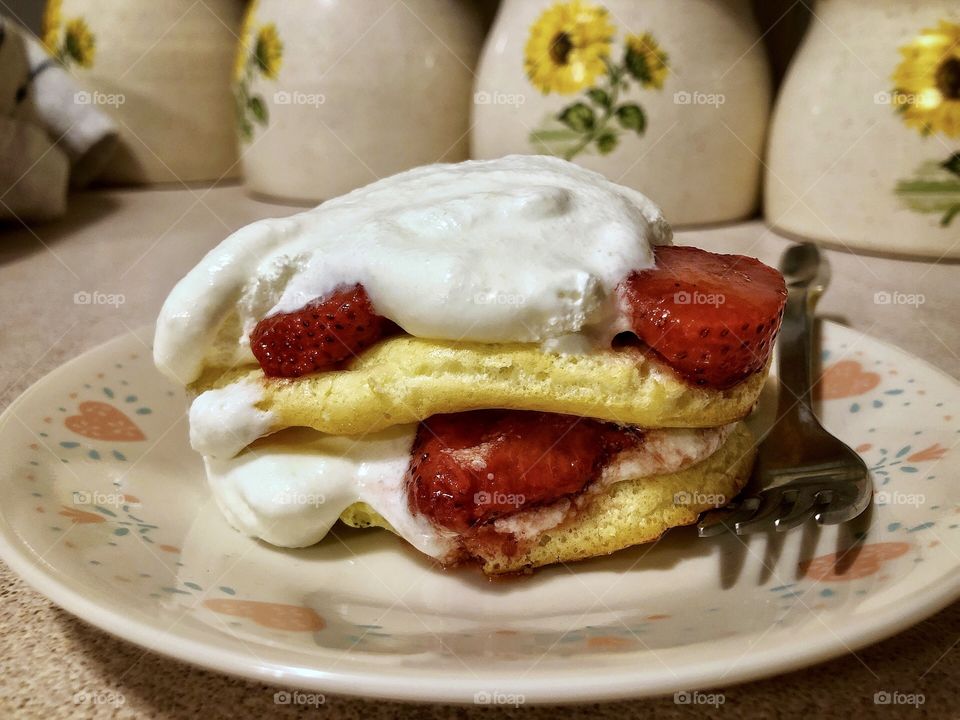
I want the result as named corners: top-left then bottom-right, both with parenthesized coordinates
top-left (3, 0), bottom-right (957, 251)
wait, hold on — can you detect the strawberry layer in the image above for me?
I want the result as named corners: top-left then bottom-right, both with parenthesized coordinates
top-left (204, 411), bottom-right (733, 563)
top-left (245, 244), bottom-right (786, 389)
top-left (407, 411), bottom-right (642, 534)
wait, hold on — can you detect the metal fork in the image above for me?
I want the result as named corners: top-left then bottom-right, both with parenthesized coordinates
top-left (697, 243), bottom-right (872, 537)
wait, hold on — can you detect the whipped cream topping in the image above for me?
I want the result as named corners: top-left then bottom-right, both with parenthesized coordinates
top-left (154, 155), bottom-right (670, 385)
top-left (189, 379), bottom-right (276, 459)
top-left (204, 423), bottom-right (733, 560)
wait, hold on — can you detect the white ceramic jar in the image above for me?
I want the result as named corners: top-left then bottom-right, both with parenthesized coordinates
top-left (42, 0), bottom-right (244, 184)
top-left (766, 0), bottom-right (960, 258)
top-left (471, 0), bottom-right (771, 226)
top-left (236, 0), bottom-right (486, 203)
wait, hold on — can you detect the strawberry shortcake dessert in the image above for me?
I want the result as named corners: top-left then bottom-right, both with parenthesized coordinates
top-left (154, 155), bottom-right (786, 574)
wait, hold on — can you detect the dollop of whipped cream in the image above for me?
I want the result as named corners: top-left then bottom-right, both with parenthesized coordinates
top-left (154, 155), bottom-right (670, 384)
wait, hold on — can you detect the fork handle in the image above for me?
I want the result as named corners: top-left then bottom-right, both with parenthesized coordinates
top-left (775, 264), bottom-right (824, 428)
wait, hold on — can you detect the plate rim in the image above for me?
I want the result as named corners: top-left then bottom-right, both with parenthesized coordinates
top-left (1, 323), bottom-right (959, 704)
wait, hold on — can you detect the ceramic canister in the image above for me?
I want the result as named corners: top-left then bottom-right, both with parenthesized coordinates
top-left (471, 0), bottom-right (771, 226)
top-left (236, 0), bottom-right (487, 203)
top-left (41, 0), bottom-right (244, 184)
top-left (766, 0), bottom-right (960, 258)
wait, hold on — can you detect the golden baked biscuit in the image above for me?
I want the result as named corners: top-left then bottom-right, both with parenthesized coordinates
top-left (339, 421), bottom-right (755, 574)
top-left (193, 336), bottom-right (768, 436)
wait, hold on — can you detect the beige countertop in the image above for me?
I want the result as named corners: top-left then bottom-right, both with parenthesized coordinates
top-left (1, 185), bottom-right (958, 719)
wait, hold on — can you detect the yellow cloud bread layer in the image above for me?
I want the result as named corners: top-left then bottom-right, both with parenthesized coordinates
top-left (192, 336), bottom-right (768, 436)
top-left (340, 421), bottom-right (756, 574)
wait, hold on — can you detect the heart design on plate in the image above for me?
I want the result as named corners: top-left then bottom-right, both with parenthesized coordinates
top-left (202, 599), bottom-right (325, 632)
top-left (816, 360), bottom-right (882, 400)
top-left (65, 401), bottom-right (146, 441)
top-left (799, 542), bottom-right (910, 581)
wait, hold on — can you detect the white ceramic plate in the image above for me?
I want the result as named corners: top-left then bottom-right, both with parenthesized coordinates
top-left (1, 323), bottom-right (958, 704)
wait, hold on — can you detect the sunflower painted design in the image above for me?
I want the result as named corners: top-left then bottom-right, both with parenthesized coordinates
top-left (41, 0), bottom-right (62, 52)
top-left (625, 33), bottom-right (669, 90)
top-left (890, 20), bottom-right (960, 227)
top-left (254, 23), bottom-right (283, 80)
top-left (42, 0), bottom-right (96, 69)
top-left (892, 20), bottom-right (960, 138)
top-left (524, 1), bottom-right (613, 95)
top-left (234, 0), bottom-right (258, 80)
top-left (526, 1), bottom-right (669, 161)
top-left (234, 0), bottom-right (284, 142)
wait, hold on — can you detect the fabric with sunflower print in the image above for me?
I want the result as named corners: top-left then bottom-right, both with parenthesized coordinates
top-left (234, 0), bottom-right (284, 141)
top-left (891, 20), bottom-right (960, 227)
top-left (525, 0), bottom-right (669, 161)
top-left (42, 0), bottom-right (95, 68)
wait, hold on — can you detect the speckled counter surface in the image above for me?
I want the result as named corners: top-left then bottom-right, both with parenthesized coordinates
top-left (1, 186), bottom-right (958, 719)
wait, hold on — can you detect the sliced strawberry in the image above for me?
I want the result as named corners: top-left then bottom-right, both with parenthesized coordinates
top-left (407, 410), bottom-right (641, 533)
top-left (250, 284), bottom-right (388, 377)
top-left (619, 245), bottom-right (787, 389)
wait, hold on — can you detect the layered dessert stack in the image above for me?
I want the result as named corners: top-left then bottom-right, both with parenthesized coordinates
top-left (155, 156), bottom-right (786, 574)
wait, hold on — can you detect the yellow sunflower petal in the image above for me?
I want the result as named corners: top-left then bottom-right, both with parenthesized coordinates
top-left (41, 0), bottom-right (63, 53)
top-left (625, 32), bottom-right (669, 89)
top-left (64, 17), bottom-right (95, 68)
top-left (524, 0), bottom-right (614, 95)
top-left (234, 0), bottom-right (259, 81)
top-left (892, 19), bottom-right (960, 137)
top-left (255, 23), bottom-right (283, 80)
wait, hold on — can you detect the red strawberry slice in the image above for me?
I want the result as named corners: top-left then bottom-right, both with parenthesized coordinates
top-left (407, 410), bottom-right (641, 533)
top-left (250, 284), bottom-right (389, 377)
top-left (619, 245), bottom-right (787, 389)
